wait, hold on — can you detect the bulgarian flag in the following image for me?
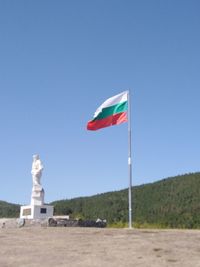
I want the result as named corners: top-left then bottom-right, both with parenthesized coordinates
top-left (87, 91), bottom-right (128, 131)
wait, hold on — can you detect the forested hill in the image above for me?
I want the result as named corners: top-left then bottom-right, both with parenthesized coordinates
top-left (1, 173), bottom-right (200, 228)
top-left (52, 173), bottom-right (200, 228)
top-left (0, 201), bottom-right (20, 218)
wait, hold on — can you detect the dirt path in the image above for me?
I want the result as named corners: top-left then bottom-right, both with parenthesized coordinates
top-left (0, 227), bottom-right (200, 267)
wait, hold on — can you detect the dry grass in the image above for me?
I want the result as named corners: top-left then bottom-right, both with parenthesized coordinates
top-left (0, 225), bottom-right (200, 267)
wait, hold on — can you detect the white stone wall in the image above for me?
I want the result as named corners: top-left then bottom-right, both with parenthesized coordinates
top-left (20, 205), bottom-right (54, 219)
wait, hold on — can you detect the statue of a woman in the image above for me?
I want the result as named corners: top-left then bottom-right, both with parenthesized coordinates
top-left (31, 154), bottom-right (43, 186)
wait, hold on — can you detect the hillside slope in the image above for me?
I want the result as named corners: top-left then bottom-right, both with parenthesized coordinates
top-left (52, 173), bottom-right (200, 228)
top-left (1, 173), bottom-right (200, 228)
top-left (0, 201), bottom-right (20, 218)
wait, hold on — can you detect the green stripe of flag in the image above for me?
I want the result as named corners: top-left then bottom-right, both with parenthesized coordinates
top-left (92, 101), bottom-right (128, 121)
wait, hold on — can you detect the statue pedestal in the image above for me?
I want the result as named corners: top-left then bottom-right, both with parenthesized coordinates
top-left (20, 184), bottom-right (54, 220)
top-left (31, 185), bottom-right (44, 206)
top-left (20, 204), bottom-right (54, 219)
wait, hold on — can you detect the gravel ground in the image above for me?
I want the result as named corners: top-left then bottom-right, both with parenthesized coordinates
top-left (0, 223), bottom-right (200, 267)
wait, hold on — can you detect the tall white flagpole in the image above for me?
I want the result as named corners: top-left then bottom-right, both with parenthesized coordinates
top-left (128, 90), bottom-right (132, 229)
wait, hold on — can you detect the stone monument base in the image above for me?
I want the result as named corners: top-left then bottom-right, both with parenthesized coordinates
top-left (20, 205), bottom-right (54, 220)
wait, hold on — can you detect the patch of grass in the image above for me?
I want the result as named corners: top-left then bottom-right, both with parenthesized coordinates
top-left (133, 222), bottom-right (169, 229)
top-left (108, 221), bottom-right (128, 228)
top-left (108, 221), bottom-right (170, 229)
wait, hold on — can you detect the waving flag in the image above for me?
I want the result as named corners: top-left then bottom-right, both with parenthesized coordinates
top-left (87, 91), bottom-right (128, 131)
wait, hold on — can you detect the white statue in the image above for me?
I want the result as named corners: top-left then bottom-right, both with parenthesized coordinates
top-left (31, 154), bottom-right (43, 187)
top-left (19, 154), bottom-right (53, 219)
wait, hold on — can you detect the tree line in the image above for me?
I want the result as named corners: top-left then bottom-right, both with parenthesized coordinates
top-left (1, 173), bottom-right (200, 228)
top-left (52, 172), bottom-right (200, 228)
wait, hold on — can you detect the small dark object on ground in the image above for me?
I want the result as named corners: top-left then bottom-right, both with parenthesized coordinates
top-left (78, 219), bottom-right (106, 228)
top-left (48, 218), bottom-right (57, 227)
top-left (58, 219), bottom-right (79, 227)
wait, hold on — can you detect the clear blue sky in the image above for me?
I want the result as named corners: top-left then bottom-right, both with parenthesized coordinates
top-left (0, 0), bottom-right (200, 204)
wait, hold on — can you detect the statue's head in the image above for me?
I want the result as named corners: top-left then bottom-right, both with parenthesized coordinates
top-left (33, 154), bottom-right (39, 161)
